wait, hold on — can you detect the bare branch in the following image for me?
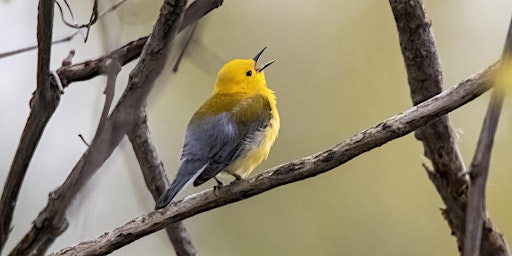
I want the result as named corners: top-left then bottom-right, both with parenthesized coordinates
top-left (0, 0), bottom-right (58, 253)
top-left (389, 0), bottom-right (509, 254)
top-left (96, 58), bottom-right (121, 134)
top-left (173, 21), bottom-right (198, 72)
top-left (50, 63), bottom-right (497, 256)
top-left (128, 118), bottom-right (197, 256)
top-left (54, 0), bottom-right (223, 87)
top-left (3, 1), bottom-right (223, 253)
top-left (9, 0), bottom-right (188, 255)
top-left (0, 0), bottom-right (127, 59)
top-left (54, 0), bottom-right (101, 42)
top-left (61, 49), bottom-right (75, 67)
top-left (464, 16), bottom-right (512, 256)
top-left (0, 31), bottom-right (77, 59)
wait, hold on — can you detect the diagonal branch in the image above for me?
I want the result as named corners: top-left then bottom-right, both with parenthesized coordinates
top-left (56, 0), bottom-right (223, 87)
top-left (1, 1), bottom-right (222, 254)
top-left (96, 58), bottom-right (121, 134)
top-left (0, 0), bottom-right (128, 58)
top-left (389, 0), bottom-right (509, 254)
top-left (9, 0), bottom-right (188, 255)
top-left (49, 62), bottom-right (498, 256)
top-left (0, 0), bottom-right (59, 253)
top-left (128, 116), bottom-right (197, 256)
top-left (464, 16), bottom-right (512, 256)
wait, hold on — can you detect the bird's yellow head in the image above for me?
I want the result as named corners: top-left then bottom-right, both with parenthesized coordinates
top-left (213, 47), bottom-right (275, 94)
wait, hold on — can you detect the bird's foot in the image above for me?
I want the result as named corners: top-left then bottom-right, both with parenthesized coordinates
top-left (213, 177), bottom-right (224, 197)
top-left (230, 173), bottom-right (244, 184)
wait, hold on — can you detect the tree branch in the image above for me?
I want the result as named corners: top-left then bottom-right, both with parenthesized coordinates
top-left (49, 62), bottom-right (498, 256)
top-left (9, 0), bottom-right (187, 255)
top-left (128, 116), bottom-right (197, 256)
top-left (0, 0), bottom-right (129, 59)
top-left (389, 0), bottom-right (509, 254)
top-left (0, 0), bottom-right (59, 253)
top-left (0, 0), bottom-right (223, 254)
top-left (464, 16), bottom-right (512, 256)
top-left (56, 0), bottom-right (223, 87)
top-left (96, 58), bottom-right (121, 134)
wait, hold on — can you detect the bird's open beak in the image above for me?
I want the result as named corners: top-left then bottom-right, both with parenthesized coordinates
top-left (253, 47), bottom-right (275, 72)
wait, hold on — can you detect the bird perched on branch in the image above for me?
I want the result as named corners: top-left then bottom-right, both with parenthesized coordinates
top-left (156, 47), bottom-right (280, 209)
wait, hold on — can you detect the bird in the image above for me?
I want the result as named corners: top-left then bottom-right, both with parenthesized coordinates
top-left (155, 47), bottom-right (280, 209)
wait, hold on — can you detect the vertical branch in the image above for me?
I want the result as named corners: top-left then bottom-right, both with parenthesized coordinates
top-left (9, 0), bottom-right (189, 255)
top-left (389, 0), bottom-right (509, 254)
top-left (128, 118), bottom-right (197, 256)
top-left (0, 0), bottom-right (60, 253)
top-left (464, 16), bottom-right (512, 256)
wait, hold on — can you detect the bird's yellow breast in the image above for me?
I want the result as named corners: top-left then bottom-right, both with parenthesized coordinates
top-left (223, 90), bottom-right (279, 178)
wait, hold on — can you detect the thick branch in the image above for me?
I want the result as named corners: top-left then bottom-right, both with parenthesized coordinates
top-left (2, 0), bottom-right (222, 253)
top-left (128, 116), bottom-right (197, 256)
top-left (0, 0), bottom-right (58, 253)
top-left (50, 63), bottom-right (497, 256)
top-left (9, 0), bottom-right (187, 255)
top-left (389, 0), bottom-right (509, 254)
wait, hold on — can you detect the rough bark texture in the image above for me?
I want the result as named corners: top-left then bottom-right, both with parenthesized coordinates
top-left (50, 62), bottom-right (497, 255)
top-left (0, 0), bottom-right (59, 253)
top-left (389, 0), bottom-right (509, 255)
top-left (9, 0), bottom-right (187, 255)
top-left (128, 117), bottom-right (197, 256)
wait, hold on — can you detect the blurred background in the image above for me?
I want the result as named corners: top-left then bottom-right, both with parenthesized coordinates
top-left (1, 0), bottom-right (512, 255)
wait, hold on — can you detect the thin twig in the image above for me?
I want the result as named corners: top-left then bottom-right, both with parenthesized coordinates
top-left (128, 117), bottom-right (197, 256)
top-left (78, 134), bottom-right (90, 147)
top-left (0, 0), bottom-right (58, 253)
top-left (1, 0), bottom-right (219, 61)
top-left (54, 0), bottom-right (98, 41)
top-left (50, 62), bottom-right (498, 256)
top-left (173, 21), bottom-right (198, 72)
top-left (9, 0), bottom-right (188, 255)
top-left (53, 0), bottom-right (224, 88)
top-left (3, 1), bottom-right (222, 253)
top-left (463, 16), bottom-right (512, 256)
top-left (61, 49), bottom-right (75, 67)
top-left (0, 0), bottom-right (128, 59)
top-left (96, 58), bottom-right (121, 135)
top-left (55, 0), bottom-right (99, 29)
top-left (0, 31), bottom-right (78, 59)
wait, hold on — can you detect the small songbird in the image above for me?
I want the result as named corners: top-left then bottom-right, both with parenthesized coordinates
top-left (155, 47), bottom-right (280, 209)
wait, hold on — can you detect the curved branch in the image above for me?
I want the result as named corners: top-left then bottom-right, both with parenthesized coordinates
top-left (56, 0), bottom-right (223, 87)
top-left (1, 1), bottom-right (223, 254)
top-left (9, 0), bottom-right (187, 255)
top-left (0, 0), bottom-right (58, 253)
top-left (50, 63), bottom-right (497, 256)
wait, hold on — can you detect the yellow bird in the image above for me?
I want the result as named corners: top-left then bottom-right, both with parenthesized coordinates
top-left (156, 47), bottom-right (279, 209)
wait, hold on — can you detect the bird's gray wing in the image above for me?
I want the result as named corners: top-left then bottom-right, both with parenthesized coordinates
top-left (184, 94), bottom-right (272, 186)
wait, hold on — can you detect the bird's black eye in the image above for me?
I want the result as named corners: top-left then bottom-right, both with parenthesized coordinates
top-left (246, 70), bottom-right (252, 76)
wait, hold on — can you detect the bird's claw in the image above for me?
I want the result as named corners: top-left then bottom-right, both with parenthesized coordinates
top-left (230, 173), bottom-right (244, 184)
top-left (212, 177), bottom-right (224, 197)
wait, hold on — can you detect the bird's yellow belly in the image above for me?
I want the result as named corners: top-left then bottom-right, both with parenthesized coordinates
top-left (224, 108), bottom-right (280, 178)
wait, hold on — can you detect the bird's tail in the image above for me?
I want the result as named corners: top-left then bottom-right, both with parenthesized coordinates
top-left (155, 160), bottom-right (206, 209)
